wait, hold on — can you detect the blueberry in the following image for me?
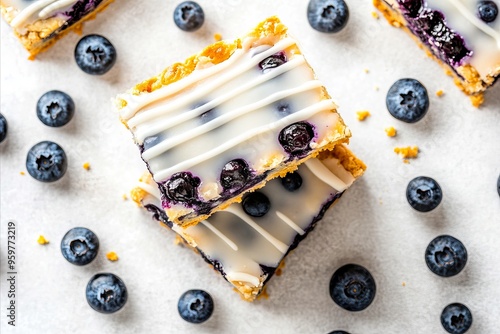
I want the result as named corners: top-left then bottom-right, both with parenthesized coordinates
top-left (86, 273), bottom-right (128, 314)
top-left (425, 235), bottom-right (467, 277)
top-left (259, 52), bottom-right (287, 73)
top-left (386, 78), bottom-right (429, 123)
top-left (242, 192), bottom-right (271, 217)
top-left (0, 113), bottom-right (7, 143)
top-left (497, 174), bottom-right (500, 197)
top-left (178, 289), bottom-right (214, 324)
top-left (281, 171), bottom-right (303, 192)
top-left (307, 0), bottom-right (349, 33)
top-left (329, 264), bottom-right (376, 312)
top-left (173, 1), bottom-right (204, 32)
top-left (406, 176), bottom-right (442, 212)
top-left (441, 303), bottom-right (473, 334)
top-left (275, 101), bottom-right (292, 116)
top-left (478, 1), bottom-right (498, 23)
top-left (220, 159), bottom-right (251, 192)
top-left (328, 331), bottom-right (350, 334)
top-left (278, 122), bottom-right (315, 156)
top-left (61, 227), bottom-right (99, 265)
top-left (164, 172), bottom-right (200, 203)
top-left (438, 33), bottom-right (469, 65)
top-left (74, 34), bottom-right (116, 75)
top-left (26, 141), bottom-right (67, 182)
top-left (397, 0), bottom-right (423, 17)
top-left (36, 90), bottom-right (75, 127)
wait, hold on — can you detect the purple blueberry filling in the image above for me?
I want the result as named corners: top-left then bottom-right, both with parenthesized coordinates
top-left (220, 159), bottom-right (252, 192)
top-left (162, 172), bottom-right (201, 205)
top-left (259, 52), bottom-right (287, 73)
top-left (278, 121), bottom-right (315, 156)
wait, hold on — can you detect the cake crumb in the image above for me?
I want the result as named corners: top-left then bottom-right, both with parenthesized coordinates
top-left (106, 251), bottom-right (119, 262)
top-left (20, 171), bottom-right (25, 175)
top-left (402, 281), bottom-right (406, 287)
top-left (214, 33), bottom-right (222, 41)
top-left (363, 68), bottom-right (370, 74)
top-left (371, 11), bottom-right (380, 19)
top-left (385, 126), bottom-right (397, 137)
top-left (37, 235), bottom-right (49, 245)
top-left (374, 85), bottom-right (380, 91)
top-left (470, 94), bottom-right (484, 107)
top-left (122, 193), bottom-right (128, 200)
top-left (436, 89), bottom-right (444, 97)
top-left (257, 288), bottom-right (270, 300)
top-left (356, 110), bottom-right (371, 121)
top-left (403, 159), bottom-right (410, 164)
top-left (82, 162), bottom-right (91, 170)
top-left (394, 146), bottom-right (419, 160)
top-left (174, 235), bottom-right (185, 246)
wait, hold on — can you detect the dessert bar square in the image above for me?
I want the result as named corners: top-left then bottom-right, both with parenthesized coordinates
top-left (132, 145), bottom-right (366, 301)
top-left (116, 16), bottom-right (351, 227)
top-left (374, 0), bottom-right (500, 106)
top-left (1, 0), bottom-right (115, 59)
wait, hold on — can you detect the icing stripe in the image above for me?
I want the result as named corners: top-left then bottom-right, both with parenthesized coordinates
top-left (200, 221), bottom-right (239, 251)
top-left (137, 181), bottom-right (161, 199)
top-left (11, 0), bottom-right (54, 27)
top-left (225, 272), bottom-right (261, 287)
top-left (39, 0), bottom-right (78, 19)
top-left (304, 159), bottom-right (347, 192)
top-left (276, 211), bottom-right (306, 235)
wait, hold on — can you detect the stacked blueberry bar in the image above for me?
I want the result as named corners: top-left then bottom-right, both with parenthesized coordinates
top-left (1, 0), bottom-right (115, 58)
top-left (116, 17), bottom-right (352, 227)
top-left (374, 0), bottom-right (500, 106)
top-left (132, 145), bottom-right (365, 301)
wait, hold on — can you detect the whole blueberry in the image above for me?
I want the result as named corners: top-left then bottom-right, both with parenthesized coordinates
top-left (281, 171), bottom-right (303, 192)
top-left (86, 273), bottom-right (128, 314)
top-left (329, 264), bottom-right (376, 312)
top-left (26, 141), bottom-right (67, 182)
top-left (328, 331), bottom-right (350, 334)
top-left (259, 52), bottom-right (287, 73)
top-left (0, 113), bottom-right (7, 143)
top-left (386, 78), bottom-right (429, 123)
top-left (36, 90), bottom-right (75, 127)
top-left (164, 172), bottom-right (200, 203)
top-left (278, 122), bottom-right (315, 156)
top-left (425, 235), bottom-right (467, 277)
top-left (178, 289), bottom-right (214, 324)
top-left (75, 34), bottom-right (116, 75)
top-left (406, 176), bottom-right (442, 212)
top-left (307, 0), bottom-right (349, 33)
top-left (242, 192), bottom-right (271, 217)
top-left (441, 303), bottom-right (472, 334)
top-left (61, 227), bottom-right (99, 266)
top-left (220, 159), bottom-right (251, 192)
top-left (497, 174), bottom-right (500, 197)
top-left (478, 1), bottom-right (498, 23)
top-left (173, 1), bottom-right (205, 32)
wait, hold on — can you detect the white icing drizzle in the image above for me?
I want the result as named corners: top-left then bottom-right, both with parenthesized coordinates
top-left (39, 0), bottom-right (78, 19)
top-left (225, 272), bottom-right (261, 287)
top-left (10, 0), bottom-right (76, 28)
top-left (137, 181), bottom-right (161, 200)
top-left (304, 159), bottom-right (348, 192)
top-left (224, 206), bottom-right (289, 254)
top-left (275, 211), bottom-right (305, 235)
top-left (200, 221), bottom-right (239, 251)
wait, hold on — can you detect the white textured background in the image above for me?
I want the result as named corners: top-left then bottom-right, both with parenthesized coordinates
top-left (1, 0), bottom-right (500, 333)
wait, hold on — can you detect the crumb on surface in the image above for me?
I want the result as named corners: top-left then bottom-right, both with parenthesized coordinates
top-left (402, 281), bottom-right (406, 287)
top-left (106, 251), bottom-right (119, 261)
top-left (257, 288), bottom-right (270, 300)
top-left (385, 126), bottom-right (397, 137)
top-left (363, 68), bottom-right (369, 73)
top-left (20, 171), bottom-right (25, 175)
top-left (371, 11), bottom-right (380, 19)
top-left (174, 235), bottom-right (185, 246)
top-left (37, 235), bottom-right (49, 245)
top-left (394, 146), bottom-right (419, 159)
top-left (214, 33), bottom-right (222, 41)
top-left (83, 162), bottom-right (91, 170)
top-left (356, 110), bottom-right (371, 121)
top-left (122, 194), bottom-right (128, 200)
top-left (374, 85), bottom-right (379, 91)
top-left (470, 94), bottom-right (484, 107)
top-left (436, 89), bottom-right (444, 97)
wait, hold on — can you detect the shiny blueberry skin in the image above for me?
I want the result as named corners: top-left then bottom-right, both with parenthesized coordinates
top-left (386, 78), bottom-right (429, 123)
top-left (164, 172), bottom-right (201, 203)
top-left (328, 331), bottom-right (350, 334)
top-left (173, 1), bottom-right (204, 32)
top-left (478, 1), bottom-right (498, 23)
top-left (61, 227), bottom-right (99, 266)
top-left (0, 113), bottom-right (7, 143)
top-left (441, 303), bottom-right (473, 334)
top-left (406, 176), bottom-right (442, 212)
top-left (242, 192), bottom-right (271, 217)
top-left (178, 289), bottom-right (214, 324)
top-left (75, 34), bottom-right (116, 75)
top-left (220, 159), bottom-right (251, 192)
top-left (330, 264), bottom-right (376, 312)
top-left (36, 90), bottom-right (75, 127)
top-left (425, 235), bottom-right (467, 277)
top-left (26, 141), bottom-right (67, 182)
top-left (278, 122), bottom-right (315, 156)
top-left (281, 171), bottom-right (303, 192)
top-left (86, 273), bottom-right (128, 314)
top-left (259, 52), bottom-right (287, 73)
top-left (307, 0), bottom-right (349, 33)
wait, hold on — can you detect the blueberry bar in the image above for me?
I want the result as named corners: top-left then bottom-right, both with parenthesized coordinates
top-left (374, 0), bottom-right (500, 106)
top-left (116, 16), bottom-right (351, 227)
top-left (1, 0), bottom-right (115, 59)
top-left (132, 145), bottom-right (366, 301)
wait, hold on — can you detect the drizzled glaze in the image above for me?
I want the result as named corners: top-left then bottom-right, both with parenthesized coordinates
top-left (3, 0), bottom-right (79, 30)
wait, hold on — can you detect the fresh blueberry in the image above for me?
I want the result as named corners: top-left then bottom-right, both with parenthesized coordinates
top-left (242, 192), bottom-right (271, 217)
top-left (307, 0), bottom-right (349, 33)
top-left (173, 1), bottom-right (205, 32)
top-left (406, 176), bottom-right (442, 212)
top-left (36, 90), bottom-right (75, 127)
top-left (278, 122), bottom-right (315, 156)
top-left (281, 171), bottom-right (303, 192)
top-left (275, 101), bottom-right (292, 116)
top-left (0, 113), bottom-right (7, 143)
top-left (86, 273), bottom-right (128, 314)
top-left (328, 331), bottom-right (350, 334)
top-left (259, 52), bottom-right (287, 73)
top-left (329, 264), bottom-right (376, 312)
top-left (74, 34), bottom-right (116, 75)
top-left (441, 303), bottom-right (473, 334)
top-left (61, 227), bottom-right (99, 266)
top-left (220, 159), bottom-right (251, 192)
top-left (26, 141), bottom-right (67, 182)
top-left (478, 1), bottom-right (498, 23)
top-left (497, 174), bottom-right (500, 197)
top-left (164, 172), bottom-right (200, 203)
top-left (386, 78), bottom-right (429, 123)
top-left (398, 0), bottom-right (423, 17)
top-left (425, 235), bottom-right (467, 277)
top-left (178, 289), bottom-right (214, 324)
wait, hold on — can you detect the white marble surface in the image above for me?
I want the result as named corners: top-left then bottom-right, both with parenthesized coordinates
top-left (1, 0), bottom-right (500, 333)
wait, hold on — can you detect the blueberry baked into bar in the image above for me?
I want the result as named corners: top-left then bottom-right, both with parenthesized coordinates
top-left (132, 145), bottom-right (366, 301)
top-left (116, 16), bottom-right (351, 227)
top-left (374, 0), bottom-right (500, 106)
top-left (1, 0), bottom-right (115, 59)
